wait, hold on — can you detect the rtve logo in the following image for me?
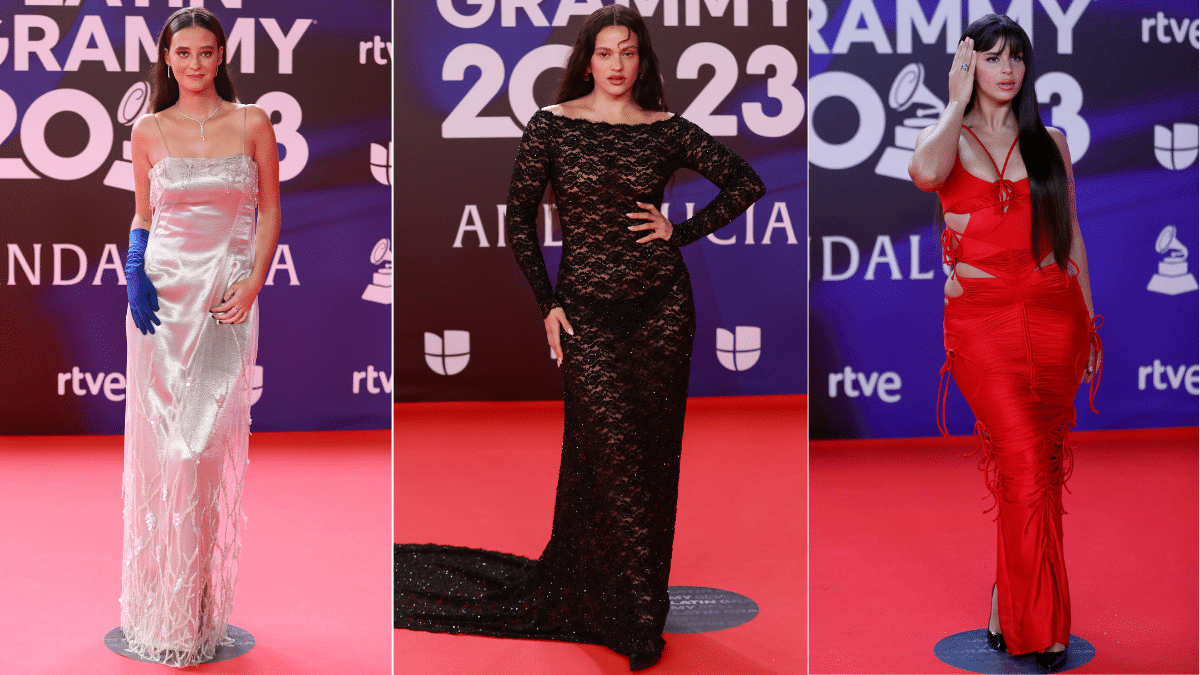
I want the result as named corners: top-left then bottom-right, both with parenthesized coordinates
top-left (715, 326), bottom-right (760, 372)
top-left (425, 330), bottom-right (470, 376)
top-left (1154, 123), bottom-right (1198, 170)
top-left (58, 365), bottom-right (264, 404)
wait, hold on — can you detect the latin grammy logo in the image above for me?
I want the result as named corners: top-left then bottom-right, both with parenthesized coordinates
top-left (425, 330), bottom-right (470, 376)
top-left (1147, 225), bottom-right (1198, 295)
top-left (876, 63), bottom-right (944, 181)
top-left (102, 81), bottom-right (153, 191)
top-left (362, 238), bottom-right (392, 304)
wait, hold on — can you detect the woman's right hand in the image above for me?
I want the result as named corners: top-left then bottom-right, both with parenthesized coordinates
top-left (544, 307), bottom-right (574, 367)
top-left (949, 37), bottom-right (976, 106)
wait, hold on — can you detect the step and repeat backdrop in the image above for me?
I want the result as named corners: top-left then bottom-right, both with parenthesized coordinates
top-left (395, 0), bottom-right (805, 402)
top-left (809, 0), bottom-right (1199, 439)
top-left (1, 0), bottom-right (391, 434)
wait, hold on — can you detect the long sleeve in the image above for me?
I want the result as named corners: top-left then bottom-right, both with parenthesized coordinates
top-left (505, 110), bottom-right (558, 317)
top-left (667, 118), bottom-right (767, 247)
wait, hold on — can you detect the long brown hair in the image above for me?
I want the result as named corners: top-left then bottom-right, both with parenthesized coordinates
top-left (962, 14), bottom-right (1072, 269)
top-left (555, 5), bottom-right (667, 112)
top-left (149, 7), bottom-right (237, 113)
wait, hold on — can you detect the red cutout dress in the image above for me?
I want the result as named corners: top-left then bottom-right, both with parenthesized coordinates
top-left (936, 126), bottom-right (1101, 655)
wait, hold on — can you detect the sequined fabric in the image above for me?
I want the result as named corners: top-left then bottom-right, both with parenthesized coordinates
top-left (121, 154), bottom-right (258, 667)
top-left (395, 111), bottom-right (764, 656)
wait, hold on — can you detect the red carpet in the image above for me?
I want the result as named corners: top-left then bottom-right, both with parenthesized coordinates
top-left (0, 430), bottom-right (391, 674)
top-left (810, 426), bottom-right (1199, 674)
top-left (395, 395), bottom-right (806, 675)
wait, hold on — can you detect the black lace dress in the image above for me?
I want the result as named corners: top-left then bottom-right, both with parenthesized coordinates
top-left (395, 110), bottom-right (765, 656)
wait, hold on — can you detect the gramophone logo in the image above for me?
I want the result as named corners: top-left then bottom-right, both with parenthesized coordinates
top-left (102, 81), bottom-right (152, 191)
top-left (370, 141), bottom-right (392, 185)
top-left (1154, 123), bottom-right (1198, 170)
top-left (876, 63), bottom-right (943, 181)
top-left (716, 326), bottom-right (761, 372)
top-left (425, 330), bottom-right (470, 376)
top-left (1147, 225), bottom-right (1199, 295)
top-left (362, 238), bottom-right (392, 304)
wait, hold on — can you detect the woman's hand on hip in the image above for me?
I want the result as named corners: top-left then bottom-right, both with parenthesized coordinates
top-left (627, 202), bottom-right (673, 243)
top-left (544, 307), bottom-right (574, 367)
top-left (211, 277), bottom-right (261, 324)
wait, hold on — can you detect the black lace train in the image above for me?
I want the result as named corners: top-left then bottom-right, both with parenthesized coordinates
top-left (395, 110), bottom-right (765, 656)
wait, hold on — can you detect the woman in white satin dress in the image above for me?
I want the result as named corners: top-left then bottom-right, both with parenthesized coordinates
top-left (120, 7), bottom-right (279, 667)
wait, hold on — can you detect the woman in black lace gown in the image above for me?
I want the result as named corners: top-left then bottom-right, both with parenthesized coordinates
top-left (395, 6), bottom-right (765, 670)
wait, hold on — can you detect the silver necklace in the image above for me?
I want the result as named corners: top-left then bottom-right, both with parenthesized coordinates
top-left (177, 101), bottom-right (221, 141)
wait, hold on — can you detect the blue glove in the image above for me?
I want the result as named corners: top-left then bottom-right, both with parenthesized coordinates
top-left (126, 228), bottom-right (160, 335)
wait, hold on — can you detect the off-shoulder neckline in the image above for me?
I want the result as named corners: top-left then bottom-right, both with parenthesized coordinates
top-left (539, 108), bottom-right (677, 128)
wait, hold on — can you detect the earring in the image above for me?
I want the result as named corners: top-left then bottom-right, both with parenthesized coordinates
top-left (585, 71), bottom-right (591, 81)
top-left (167, 66), bottom-right (172, 79)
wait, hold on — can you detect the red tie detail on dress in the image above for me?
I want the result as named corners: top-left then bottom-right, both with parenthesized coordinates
top-left (962, 126), bottom-right (1020, 213)
top-left (1086, 315), bottom-right (1104, 414)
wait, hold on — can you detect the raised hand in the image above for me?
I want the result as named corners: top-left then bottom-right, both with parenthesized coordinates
top-left (949, 37), bottom-right (976, 106)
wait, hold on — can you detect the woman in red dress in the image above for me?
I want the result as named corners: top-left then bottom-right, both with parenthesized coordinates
top-left (909, 14), bottom-right (1100, 671)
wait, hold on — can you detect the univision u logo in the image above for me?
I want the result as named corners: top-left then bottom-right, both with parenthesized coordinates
top-left (716, 326), bottom-right (761, 372)
top-left (425, 330), bottom-right (470, 375)
top-left (1154, 123), bottom-right (1198, 170)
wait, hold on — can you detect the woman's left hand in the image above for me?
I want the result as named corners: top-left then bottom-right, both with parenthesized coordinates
top-left (1082, 342), bottom-right (1097, 384)
top-left (210, 277), bottom-right (261, 324)
top-left (627, 202), bottom-right (673, 243)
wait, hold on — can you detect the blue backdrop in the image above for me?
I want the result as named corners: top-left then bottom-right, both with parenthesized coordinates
top-left (808, 0), bottom-right (1199, 439)
top-left (1, 0), bottom-right (392, 434)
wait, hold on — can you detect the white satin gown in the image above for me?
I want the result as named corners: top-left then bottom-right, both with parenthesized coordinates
top-left (121, 114), bottom-right (259, 667)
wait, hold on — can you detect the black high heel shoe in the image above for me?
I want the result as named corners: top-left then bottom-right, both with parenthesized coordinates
top-left (629, 651), bottom-right (661, 671)
top-left (986, 583), bottom-right (1006, 652)
top-left (1035, 647), bottom-right (1067, 671)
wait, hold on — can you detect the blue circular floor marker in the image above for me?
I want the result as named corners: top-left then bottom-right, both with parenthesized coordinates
top-left (105, 625), bottom-right (255, 664)
top-left (664, 586), bottom-right (759, 633)
top-left (934, 629), bottom-right (1095, 673)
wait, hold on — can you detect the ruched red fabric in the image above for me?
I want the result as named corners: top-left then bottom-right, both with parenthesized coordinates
top-left (936, 127), bottom-right (1099, 655)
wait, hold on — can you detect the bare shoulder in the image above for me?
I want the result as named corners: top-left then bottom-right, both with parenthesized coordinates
top-left (131, 112), bottom-right (160, 138)
top-left (1046, 126), bottom-right (1072, 160)
top-left (548, 99), bottom-right (589, 118)
top-left (240, 104), bottom-right (276, 145)
top-left (240, 103), bottom-right (272, 128)
top-left (647, 110), bottom-right (674, 123)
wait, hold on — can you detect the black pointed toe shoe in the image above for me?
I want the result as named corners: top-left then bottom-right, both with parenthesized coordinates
top-left (629, 651), bottom-right (661, 671)
top-left (986, 627), bottom-right (1006, 652)
top-left (1035, 648), bottom-right (1067, 671)
top-left (986, 583), bottom-right (1006, 652)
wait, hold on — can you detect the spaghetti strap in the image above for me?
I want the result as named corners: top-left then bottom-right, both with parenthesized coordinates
top-left (152, 113), bottom-right (172, 157)
top-left (241, 105), bottom-right (248, 156)
top-left (961, 125), bottom-right (1019, 181)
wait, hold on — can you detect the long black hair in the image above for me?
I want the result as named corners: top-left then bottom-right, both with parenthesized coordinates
top-left (149, 7), bottom-right (237, 113)
top-left (962, 14), bottom-right (1072, 269)
top-left (555, 5), bottom-right (667, 112)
